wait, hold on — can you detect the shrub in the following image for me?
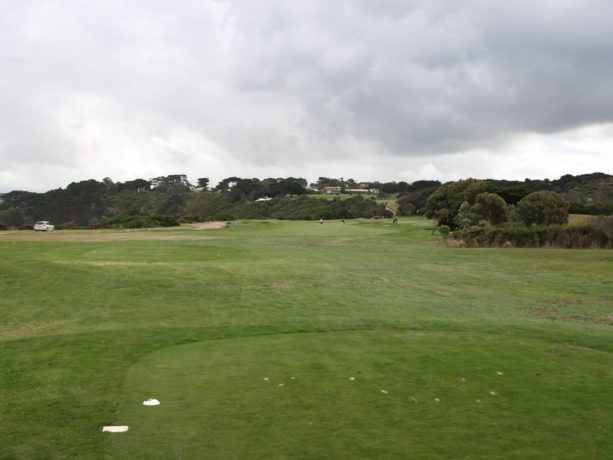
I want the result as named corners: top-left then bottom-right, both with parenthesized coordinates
top-left (588, 215), bottom-right (613, 247)
top-left (474, 192), bottom-right (507, 225)
top-left (570, 201), bottom-right (613, 215)
top-left (424, 179), bottom-right (489, 227)
top-left (100, 212), bottom-right (180, 229)
top-left (397, 200), bottom-right (416, 215)
top-left (454, 201), bottom-right (479, 229)
top-left (451, 224), bottom-right (609, 248)
top-left (517, 191), bottom-right (569, 225)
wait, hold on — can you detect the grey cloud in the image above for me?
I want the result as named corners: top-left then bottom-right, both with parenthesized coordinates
top-left (1, 0), bottom-right (612, 190)
top-left (221, 0), bottom-right (613, 157)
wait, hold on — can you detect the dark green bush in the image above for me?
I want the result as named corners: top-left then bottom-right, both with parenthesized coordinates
top-left (438, 225), bottom-right (450, 238)
top-left (100, 212), bottom-right (179, 229)
top-left (517, 191), bottom-right (569, 225)
top-left (588, 216), bottom-right (613, 247)
top-left (451, 224), bottom-right (609, 248)
top-left (570, 201), bottom-right (613, 215)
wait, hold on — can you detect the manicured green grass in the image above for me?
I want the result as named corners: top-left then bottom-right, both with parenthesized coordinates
top-left (111, 331), bottom-right (613, 459)
top-left (1, 218), bottom-right (612, 459)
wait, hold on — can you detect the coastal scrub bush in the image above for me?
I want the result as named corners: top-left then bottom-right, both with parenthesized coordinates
top-left (451, 224), bottom-right (609, 248)
top-left (517, 191), bottom-right (569, 225)
top-left (101, 212), bottom-right (179, 228)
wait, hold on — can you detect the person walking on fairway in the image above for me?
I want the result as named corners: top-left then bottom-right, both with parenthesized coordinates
top-left (320, 218), bottom-right (324, 224)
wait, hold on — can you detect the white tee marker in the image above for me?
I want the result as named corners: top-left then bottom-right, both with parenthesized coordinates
top-left (102, 426), bottom-right (129, 433)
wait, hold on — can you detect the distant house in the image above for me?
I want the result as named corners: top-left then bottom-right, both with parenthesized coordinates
top-left (322, 186), bottom-right (341, 194)
top-left (255, 196), bottom-right (272, 202)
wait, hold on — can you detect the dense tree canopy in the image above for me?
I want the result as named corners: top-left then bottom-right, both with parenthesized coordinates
top-left (473, 192), bottom-right (508, 225)
top-left (424, 179), bottom-right (489, 227)
top-left (397, 181), bottom-right (442, 215)
top-left (517, 191), bottom-right (570, 226)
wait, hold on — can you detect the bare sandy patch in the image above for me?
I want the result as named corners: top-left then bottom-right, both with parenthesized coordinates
top-left (191, 221), bottom-right (230, 230)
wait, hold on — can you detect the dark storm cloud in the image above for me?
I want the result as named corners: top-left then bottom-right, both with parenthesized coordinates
top-left (224, 0), bottom-right (613, 155)
top-left (1, 0), bottom-right (612, 190)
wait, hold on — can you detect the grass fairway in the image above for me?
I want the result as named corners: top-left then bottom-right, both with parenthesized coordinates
top-left (1, 218), bottom-right (612, 458)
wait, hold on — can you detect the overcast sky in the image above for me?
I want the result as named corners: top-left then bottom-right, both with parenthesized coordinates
top-left (1, 0), bottom-right (612, 191)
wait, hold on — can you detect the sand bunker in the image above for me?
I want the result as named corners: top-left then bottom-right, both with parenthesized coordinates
top-left (167, 221), bottom-right (229, 230)
top-left (193, 221), bottom-right (229, 230)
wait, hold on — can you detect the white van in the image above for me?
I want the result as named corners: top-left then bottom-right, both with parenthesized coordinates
top-left (34, 221), bottom-right (55, 231)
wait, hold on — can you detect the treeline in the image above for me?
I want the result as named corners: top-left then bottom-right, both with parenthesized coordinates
top-left (423, 178), bottom-right (612, 248)
top-left (487, 173), bottom-right (613, 213)
top-left (0, 172), bottom-right (611, 230)
top-left (397, 173), bottom-right (613, 217)
top-left (423, 179), bottom-right (572, 228)
top-left (183, 194), bottom-right (387, 222)
top-left (0, 175), bottom-right (387, 228)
